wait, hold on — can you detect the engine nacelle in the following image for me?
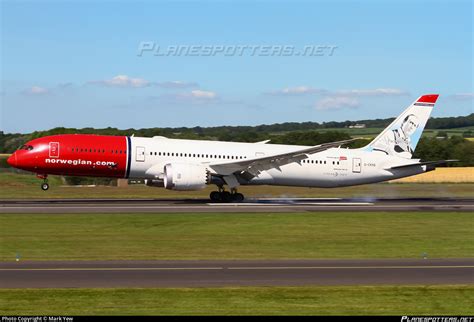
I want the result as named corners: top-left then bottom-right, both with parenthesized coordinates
top-left (163, 163), bottom-right (210, 191)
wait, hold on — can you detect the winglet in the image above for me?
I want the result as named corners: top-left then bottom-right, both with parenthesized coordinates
top-left (417, 94), bottom-right (439, 104)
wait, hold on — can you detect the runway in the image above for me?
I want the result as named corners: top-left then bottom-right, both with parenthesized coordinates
top-left (1, 259), bottom-right (472, 288)
top-left (0, 197), bottom-right (472, 213)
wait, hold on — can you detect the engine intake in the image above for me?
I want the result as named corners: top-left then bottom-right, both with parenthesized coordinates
top-left (163, 163), bottom-right (210, 191)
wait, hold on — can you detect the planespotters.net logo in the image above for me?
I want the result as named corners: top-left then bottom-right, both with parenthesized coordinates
top-left (402, 317), bottom-right (474, 322)
top-left (137, 42), bottom-right (338, 57)
top-left (45, 158), bottom-right (116, 167)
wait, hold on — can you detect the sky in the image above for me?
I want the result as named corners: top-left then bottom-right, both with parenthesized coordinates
top-left (1, 0), bottom-right (472, 133)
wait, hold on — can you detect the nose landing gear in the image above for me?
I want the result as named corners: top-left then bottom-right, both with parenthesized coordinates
top-left (37, 174), bottom-right (49, 191)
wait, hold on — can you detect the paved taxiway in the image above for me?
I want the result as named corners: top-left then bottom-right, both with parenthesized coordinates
top-left (1, 259), bottom-right (472, 288)
top-left (1, 197), bottom-right (473, 213)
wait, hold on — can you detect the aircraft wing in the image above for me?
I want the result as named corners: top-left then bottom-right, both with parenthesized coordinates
top-left (209, 138), bottom-right (358, 178)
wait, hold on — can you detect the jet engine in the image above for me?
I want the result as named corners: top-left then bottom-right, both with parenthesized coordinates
top-left (163, 163), bottom-right (210, 191)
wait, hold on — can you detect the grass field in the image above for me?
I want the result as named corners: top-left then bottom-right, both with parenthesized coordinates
top-left (1, 285), bottom-right (472, 315)
top-left (1, 212), bottom-right (472, 261)
top-left (1, 172), bottom-right (473, 199)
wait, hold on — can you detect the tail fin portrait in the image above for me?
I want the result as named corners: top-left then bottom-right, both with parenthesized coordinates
top-left (367, 94), bottom-right (439, 159)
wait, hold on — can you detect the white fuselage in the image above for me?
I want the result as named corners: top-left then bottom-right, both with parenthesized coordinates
top-left (128, 136), bottom-right (425, 188)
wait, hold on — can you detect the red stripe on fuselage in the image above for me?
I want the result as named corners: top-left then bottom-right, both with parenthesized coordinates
top-left (14, 134), bottom-right (128, 178)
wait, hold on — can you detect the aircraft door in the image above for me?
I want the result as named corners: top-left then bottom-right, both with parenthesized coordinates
top-left (352, 158), bottom-right (361, 173)
top-left (136, 146), bottom-right (146, 162)
top-left (49, 142), bottom-right (60, 158)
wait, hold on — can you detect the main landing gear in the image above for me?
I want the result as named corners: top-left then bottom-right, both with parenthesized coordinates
top-left (37, 174), bottom-right (49, 191)
top-left (209, 188), bottom-right (244, 203)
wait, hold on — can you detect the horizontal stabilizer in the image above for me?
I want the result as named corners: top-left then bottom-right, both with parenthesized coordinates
top-left (386, 160), bottom-right (459, 170)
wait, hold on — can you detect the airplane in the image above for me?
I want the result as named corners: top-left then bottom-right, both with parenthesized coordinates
top-left (7, 94), bottom-right (454, 202)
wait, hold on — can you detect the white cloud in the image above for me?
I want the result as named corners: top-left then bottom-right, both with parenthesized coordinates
top-left (159, 90), bottom-right (219, 103)
top-left (156, 81), bottom-right (199, 89)
top-left (448, 93), bottom-right (474, 101)
top-left (88, 76), bottom-right (202, 90)
top-left (89, 75), bottom-right (150, 88)
top-left (336, 88), bottom-right (409, 96)
top-left (265, 86), bottom-right (325, 96)
top-left (190, 90), bottom-right (217, 99)
top-left (23, 86), bottom-right (50, 95)
top-left (315, 96), bottom-right (360, 111)
top-left (313, 88), bottom-right (407, 111)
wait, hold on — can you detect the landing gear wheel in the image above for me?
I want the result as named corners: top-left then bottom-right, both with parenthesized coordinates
top-left (233, 193), bottom-right (244, 202)
top-left (41, 183), bottom-right (49, 191)
top-left (221, 191), bottom-right (232, 202)
top-left (210, 191), bottom-right (221, 202)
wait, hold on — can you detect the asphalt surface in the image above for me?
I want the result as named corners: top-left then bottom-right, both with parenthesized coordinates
top-left (0, 197), bottom-right (473, 213)
top-left (1, 259), bottom-right (472, 288)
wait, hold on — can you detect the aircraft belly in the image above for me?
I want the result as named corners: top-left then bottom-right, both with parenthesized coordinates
top-left (257, 163), bottom-right (391, 188)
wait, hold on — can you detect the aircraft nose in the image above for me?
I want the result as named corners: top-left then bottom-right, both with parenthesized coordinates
top-left (7, 153), bottom-right (17, 167)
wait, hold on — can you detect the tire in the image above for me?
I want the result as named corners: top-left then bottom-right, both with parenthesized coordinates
top-left (41, 183), bottom-right (49, 191)
top-left (210, 191), bottom-right (221, 202)
top-left (233, 193), bottom-right (244, 202)
top-left (221, 191), bottom-right (232, 202)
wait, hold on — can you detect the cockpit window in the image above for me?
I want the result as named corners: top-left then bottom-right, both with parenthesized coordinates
top-left (18, 145), bottom-right (34, 151)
